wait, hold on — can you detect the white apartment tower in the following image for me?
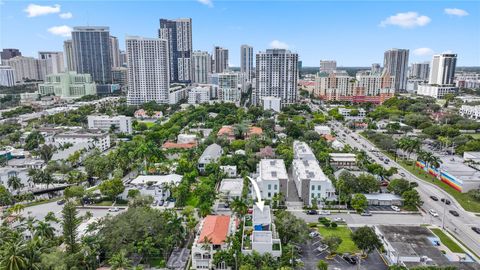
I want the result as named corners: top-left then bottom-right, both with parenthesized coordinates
top-left (126, 36), bottom-right (170, 105)
top-left (383, 48), bottom-right (409, 91)
top-left (241, 44), bottom-right (254, 81)
top-left (159, 18), bottom-right (192, 83)
top-left (0, 66), bottom-right (15, 86)
top-left (320, 60), bottom-right (337, 73)
top-left (38, 51), bottom-right (65, 74)
top-left (255, 49), bottom-right (299, 106)
top-left (213, 46), bottom-right (229, 73)
top-left (191, 50), bottom-right (211, 84)
top-left (409, 62), bottom-right (430, 80)
top-left (429, 53), bottom-right (457, 85)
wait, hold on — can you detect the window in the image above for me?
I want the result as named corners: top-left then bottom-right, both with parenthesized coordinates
top-left (312, 185), bottom-right (315, 191)
top-left (268, 184), bottom-right (271, 190)
top-left (268, 192), bottom-right (271, 197)
top-left (274, 184), bottom-right (277, 190)
top-left (311, 193), bottom-right (315, 199)
top-left (318, 185), bottom-right (321, 191)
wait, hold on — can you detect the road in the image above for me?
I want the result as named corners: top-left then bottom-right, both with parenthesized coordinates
top-left (291, 211), bottom-right (425, 226)
top-left (330, 120), bottom-right (480, 257)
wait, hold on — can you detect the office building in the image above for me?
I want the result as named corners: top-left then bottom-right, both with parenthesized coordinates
top-left (383, 48), bottom-right (409, 91)
top-left (63, 40), bottom-right (75, 71)
top-left (126, 36), bottom-right (170, 105)
top-left (429, 53), bottom-right (457, 85)
top-left (256, 159), bottom-right (288, 200)
top-left (254, 49), bottom-right (298, 106)
top-left (191, 50), bottom-right (211, 84)
top-left (213, 46), bottom-right (229, 73)
top-left (159, 18), bottom-right (192, 83)
top-left (109, 36), bottom-right (121, 68)
top-left (188, 86), bottom-right (210, 104)
top-left (38, 71), bottom-right (96, 98)
top-left (1, 48), bottom-right (21, 62)
top-left (0, 66), bottom-right (15, 86)
top-left (38, 51), bottom-right (65, 74)
top-left (3, 56), bottom-right (41, 82)
top-left (119, 50), bottom-right (127, 67)
top-left (241, 44), bottom-right (254, 81)
top-left (72, 26), bottom-right (112, 84)
top-left (320, 60), bottom-right (337, 73)
top-left (112, 67), bottom-right (128, 87)
top-left (409, 62), bottom-right (429, 80)
top-left (87, 115), bottom-right (132, 134)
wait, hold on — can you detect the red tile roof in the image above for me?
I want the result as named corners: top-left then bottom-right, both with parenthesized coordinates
top-left (162, 141), bottom-right (197, 149)
top-left (197, 215), bottom-right (231, 245)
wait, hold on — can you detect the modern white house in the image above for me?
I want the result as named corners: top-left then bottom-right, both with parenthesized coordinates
top-left (242, 205), bottom-right (282, 257)
top-left (177, 134), bottom-right (197, 144)
top-left (314, 125), bottom-right (331, 135)
top-left (293, 140), bottom-right (317, 161)
top-left (87, 115), bottom-right (132, 134)
top-left (220, 165), bottom-right (237, 178)
top-left (120, 174), bottom-right (183, 204)
top-left (292, 159), bottom-right (336, 206)
top-left (329, 153), bottom-right (357, 168)
top-left (198, 144), bottom-right (223, 173)
top-left (256, 159), bottom-right (288, 200)
top-left (191, 215), bottom-right (237, 269)
top-left (218, 178), bottom-right (244, 201)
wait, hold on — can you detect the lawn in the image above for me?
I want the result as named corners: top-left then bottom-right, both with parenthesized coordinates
top-left (466, 133), bottom-right (480, 139)
top-left (92, 200), bottom-right (128, 206)
top-left (317, 225), bottom-right (359, 254)
top-left (430, 228), bottom-right (464, 253)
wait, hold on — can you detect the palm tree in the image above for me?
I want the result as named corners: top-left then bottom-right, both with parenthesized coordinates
top-left (34, 221), bottom-right (55, 240)
top-left (109, 250), bottom-right (131, 270)
top-left (7, 176), bottom-right (24, 194)
top-left (0, 239), bottom-right (28, 270)
top-left (38, 144), bottom-right (55, 163)
top-left (201, 236), bottom-right (213, 251)
top-left (230, 198), bottom-right (248, 218)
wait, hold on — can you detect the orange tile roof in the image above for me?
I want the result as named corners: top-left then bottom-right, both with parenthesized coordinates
top-left (162, 141), bottom-right (197, 149)
top-left (322, 134), bottom-right (336, 142)
top-left (248, 126), bottom-right (263, 136)
top-left (217, 126), bottom-right (234, 137)
top-left (197, 215), bottom-right (231, 245)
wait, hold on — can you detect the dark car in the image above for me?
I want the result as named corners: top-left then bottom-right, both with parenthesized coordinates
top-left (342, 254), bottom-right (358, 265)
top-left (430, 196), bottom-right (439, 201)
top-left (449, 210), bottom-right (459, 217)
top-left (57, 199), bottom-right (66, 205)
top-left (441, 198), bottom-right (451, 205)
top-left (306, 210), bottom-right (318, 215)
top-left (472, 227), bottom-right (480, 234)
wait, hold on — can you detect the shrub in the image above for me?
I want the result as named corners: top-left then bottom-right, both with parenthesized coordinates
top-left (331, 222), bottom-right (338, 228)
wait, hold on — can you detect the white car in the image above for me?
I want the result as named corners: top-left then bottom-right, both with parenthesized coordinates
top-left (108, 207), bottom-right (120, 212)
top-left (391, 205), bottom-right (400, 212)
top-left (334, 217), bottom-right (346, 222)
top-left (429, 209), bottom-right (439, 217)
top-left (320, 210), bottom-right (331, 215)
top-left (316, 244), bottom-right (328, 253)
top-left (309, 231), bottom-right (319, 238)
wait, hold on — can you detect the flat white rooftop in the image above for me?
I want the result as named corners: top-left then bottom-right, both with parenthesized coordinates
top-left (130, 174), bottom-right (183, 186)
top-left (253, 205), bottom-right (271, 226)
top-left (259, 159), bottom-right (288, 181)
top-left (219, 178), bottom-right (244, 197)
top-left (292, 159), bottom-right (329, 183)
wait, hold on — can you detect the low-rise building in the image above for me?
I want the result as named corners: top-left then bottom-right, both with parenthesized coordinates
top-left (220, 165), bottom-right (237, 178)
top-left (261, 96), bottom-right (281, 112)
top-left (134, 109), bottom-right (163, 119)
top-left (256, 159), bottom-right (288, 200)
top-left (364, 193), bottom-right (403, 206)
top-left (87, 115), bottom-right (132, 134)
top-left (0, 166), bottom-right (30, 193)
top-left (192, 215), bottom-right (237, 270)
top-left (198, 144), bottom-right (223, 173)
top-left (217, 125), bottom-right (263, 142)
top-left (329, 153), bottom-right (357, 168)
top-left (293, 140), bottom-right (316, 161)
top-left (177, 134), bottom-right (197, 144)
top-left (120, 174), bottom-right (182, 203)
top-left (219, 178), bottom-right (244, 201)
top-left (188, 86), bottom-right (210, 104)
top-left (242, 205), bottom-right (281, 257)
top-left (169, 85), bottom-right (189, 104)
top-left (338, 108), bottom-right (366, 121)
top-left (459, 105), bottom-right (480, 120)
top-left (314, 125), bottom-right (331, 135)
top-left (38, 72), bottom-right (96, 99)
top-left (417, 84), bottom-right (458, 99)
top-left (52, 131), bottom-right (111, 151)
top-left (292, 159), bottom-right (336, 206)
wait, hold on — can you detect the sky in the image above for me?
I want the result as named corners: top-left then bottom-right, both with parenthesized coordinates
top-left (1, 0), bottom-right (479, 66)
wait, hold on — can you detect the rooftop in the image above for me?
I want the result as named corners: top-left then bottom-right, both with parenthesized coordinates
top-left (293, 140), bottom-right (316, 159)
top-left (292, 159), bottom-right (330, 183)
top-left (219, 178), bottom-right (244, 197)
top-left (252, 231), bottom-right (273, 243)
top-left (130, 174), bottom-right (183, 186)
top-left (329, 153), bottom-right (356, 162)
top-left (364, 193), bottom-right (403, 201)
top-left (162, 141), bottom-right (197, 149)
top-left (198, 143), bottom-right (222, 163)
top-left (252, 205), bottom-right (271, 226)
top-left (439, 155), bottom-right (480, 182)
top-left (197, 215), bottom-right (231, 245)
top-left (259, 159), bottom-right (288, 181)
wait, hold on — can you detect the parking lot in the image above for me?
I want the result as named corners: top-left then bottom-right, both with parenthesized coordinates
top-left (367, 205), bottom-right (395, 212)
top-left (298, 230), bottom-right (387, 270)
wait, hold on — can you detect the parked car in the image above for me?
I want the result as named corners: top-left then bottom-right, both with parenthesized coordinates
top-left (391, 205), bottom-right (400, 212)
top-left (320, 210), bottom-right (331, 215)
top-left (334, 217), bottom-right (346, 222)
top-left (108, 207), bottom-right (120, 212)
top-left (309, 231), bottom-right (319, 238)
top-left (429, 209), bottom-right (439, 217)
top-left (430, 196), bottom-right (439, 201)
top-left (472, 227), bottom-right (480, 234)
top-left (361, 211), bottom-right (372, 216)
top-left (342, 254), bottom-right (358, 265)
top-left (449, 210), bottom-right (459, 217)
top-left (306, 209), bottom-right (318, 215)
top-left (57, 199), bottom-right (66, 205)
top-left (380, 180), bottom-right (389, 187)
top-left (316, 244), bottom-right (328, 253)
top-left (400, 172), bottom-right (406, 177)
top-left (441, 198), bottom-right (451, 205)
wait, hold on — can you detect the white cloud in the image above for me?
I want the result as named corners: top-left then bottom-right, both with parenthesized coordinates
top-left (413, 47), bottom-right (434, 56)
top-left (59, 12), bottom-right (72, 19)
top-left (197, 0), bottom-right (213, 7)
top-left (444, 8), bottom-right (469, 17)
top-left (380, 12), bottom-right (431, 28)
top-left (24, 4), bottom-right (60, 17)
top-left (47, 25), bottom-right (72, 37)
top-left (269, 40), bottom-right (289, 49)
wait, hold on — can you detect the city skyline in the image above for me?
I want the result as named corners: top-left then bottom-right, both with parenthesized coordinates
top-left (1, 1), bottom-right (479, 66)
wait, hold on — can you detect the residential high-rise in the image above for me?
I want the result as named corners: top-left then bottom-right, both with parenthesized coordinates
top-left (126, 36), bottom-right (170, 105)
top-left (119, 50), bottom-right (127, 67)
top-left (109, 36), bottom-right (121, 68)
top-left (191, 50), bottom-right (211, 84)
top-left (0, 66), bottom-right (15, 86)
top-left (410, 62), bottom-right (430, 80)
top-left (1, 49), bottom-right (22, 62)
top-left (371, 63), bottom-right (381, 73)
top-left (3, 56), bottom-right (41, 82)
top-left (112, 67), bottom-right (128, 87)
top-left (429, 53), bottom-right (457, 85)
top-left (240, 44), bottom-right (253, 81)
top-left (320, 60), bottom-right (337, 73)
top-left (158, 18), bottom-right (192, 83)
top-left (383, 48), bottom-right (409, 91)
top-left (63, 40), bottom-right (75, 71)
top-left (71, 26), bottom-right (112, 84)
top-left (255, 49), bottom-right (298, 106)
top-left (38, 51), bottom-right (65, 74)
top-left (213, 46), bottom-right (229, 73)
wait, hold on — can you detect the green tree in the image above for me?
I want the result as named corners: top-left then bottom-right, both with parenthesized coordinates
top-left (24, 131), bottom-right (44, 150)
top-left (274, 210), bottom-right (309, 245)
top-left (109, 250), bottom-right (131, 270)
top-left (351, 193), bottom-right (368, 213)
top-left (64, 186), bottom-right (86, 205)
top-left (323, 236), bottom-right (342, 254)
top-left (0, 239), bottom-right (27, 270)
top-left (99, 178), bottom-right (125, 202)
top-left (38, 144), bottom-right (55, 163)
top-left (127, 189), bottom-right (140, 199)
top-left (402, 189), bottom-right (422, 211)
top-left (7, 176), bottom-right (24, 194)
top-left (0, 184), bottom-right (13, 206)
top-left (62, 202), bottom-right (80, 254)
top-left (351, 226), bottom-right (382, 256)
top-left (387, 179), bottom-right (411, 195)
top-left (317, 260), bottom-right (328, 270)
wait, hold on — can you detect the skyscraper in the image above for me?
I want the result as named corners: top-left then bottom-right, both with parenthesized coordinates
top-left (63, 40), bottom-right (75, 71)
top-left (72, 26), bottom-right (112, 84)
top-left (213, 46), bottom-right (229, 73)
top-left (158, 18), bottom-right (192, 83)
top-left (428, 54), bottom-right (457, 85)
top-left (383, 48), bottom-right (409, 91)
top-left (3, 56), bottom-right (41, 82)
top-left (38, 51), bottom-right (65, 74)
top-left (320, 60), bottom-right (337, 73)
top-left (1, 48), bottom-right (22, 62)
top-left (240, 45), bottom-right (253, 81)
top-left (255, 49), bottom-right (298, 106)
top-left (0, 66), bottom-right (15, 86)
top-left (371, 63), bottom-right (381, 74)
top-left (126, 36), bottom-right (170, 105)
top-left (192, 50), bottom-right (211, 84)
top-left (409, 62), bottom-right (430, 80)
top-left (110, 36), bottom-right (121, 68)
